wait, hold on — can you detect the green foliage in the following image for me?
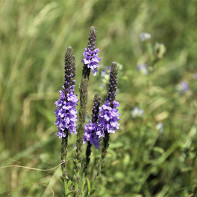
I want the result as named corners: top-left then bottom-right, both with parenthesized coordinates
top-left (0, 0), bottom-right (197, 196)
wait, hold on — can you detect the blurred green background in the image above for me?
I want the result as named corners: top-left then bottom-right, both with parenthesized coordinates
top-left (0, 0), bottom-right (197, 196)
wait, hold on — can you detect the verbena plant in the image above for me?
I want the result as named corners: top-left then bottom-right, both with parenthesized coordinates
top-left (54, 26), bottom-right (120, 197)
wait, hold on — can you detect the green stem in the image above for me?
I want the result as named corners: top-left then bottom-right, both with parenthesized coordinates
top-left (73, 76), bottom-right (89, 196)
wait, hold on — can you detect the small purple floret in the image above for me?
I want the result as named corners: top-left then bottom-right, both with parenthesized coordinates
top-left (140, 32), bottom-right (151, 41)
top-left (82, 48), bottom-right (101, 76)
top-left (176, 81), bottom-right (189, 94)
top-left (180, 81), bottom-right (189, 92)
top-left (96, 100), bottom-right (120, 138)
top-left (137, 63), bottom-right (149, 75)
top-left (54, 86), bottom-right (78, 139)
top-left (83, 120), bottom-right (100, 149)
top-left (131, 107), bottom-right (144, 118)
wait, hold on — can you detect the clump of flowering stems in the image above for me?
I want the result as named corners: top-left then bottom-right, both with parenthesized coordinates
top-left (72, 26), bottom-right (101, 195)
top-left (54, 26), bottom-right (119, 196)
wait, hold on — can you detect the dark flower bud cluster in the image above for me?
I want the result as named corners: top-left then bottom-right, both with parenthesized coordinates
top-left (82, 26), bottom-right (101, 76)
top-left (63, 46), bottom-right (76, 94)
top-left (107, 62), bottom-right (118, 103)
top-left (54, 47), bottom-right (79, 139)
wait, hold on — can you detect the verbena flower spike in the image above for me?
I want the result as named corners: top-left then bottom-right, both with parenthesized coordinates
top-left (84, 94), bottom-right (101, 149)
top-left (83, 94), bottom-right (101, 175)
top-left (97, 62), bottom-right (120, 138)
top-left (73, 26), bottom-right (101, 194)
top-left (82, 26), bottom-right (101, 77)
top-left (54, 46), bottom-right (78, 138)
top-left (54, 46), bottom-right (78, 185)
top-left (97, 62), bottom-right (120, 177)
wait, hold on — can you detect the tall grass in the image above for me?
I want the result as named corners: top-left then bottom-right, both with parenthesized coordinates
top-left (0, 0), bottom-right (197, 196)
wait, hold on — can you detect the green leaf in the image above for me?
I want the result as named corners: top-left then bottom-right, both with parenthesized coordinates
top-left (86, 177), bottom-right (91, 194)
top-left (66, 191), bottom-right (74, 197)
top-left (67, 180), bottom-right (72, 189)
top-left (89, 189), bottom-right (96, 196)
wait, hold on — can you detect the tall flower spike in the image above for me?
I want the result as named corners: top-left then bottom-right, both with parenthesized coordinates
top-left (97, 62), bottom-right (120, 138)
top-left (82, 26), bottom-right (101, 77)
top-left (73, 27), bottom-right (100, 193)
top-left (54, 46), bottom-right (78, 184)
top-left (97, 62), bottom-right (120, 177)
top-left (54, 47), bottom-right (78, 139)
top-left (84, 94), bottom-right (101, 175)
top-left (84, 94), bottom-right (101, 148)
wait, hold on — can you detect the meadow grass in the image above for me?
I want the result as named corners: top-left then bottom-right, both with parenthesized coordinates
top-left (0, 0), bottom-right (197, 196)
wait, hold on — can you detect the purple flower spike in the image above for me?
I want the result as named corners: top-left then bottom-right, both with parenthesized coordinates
top-left (84, 94), bottom-right (101, 149)
top-left (84, 121), bottom-right (100, 149)
top-left (54, 47), bottom-right (79, 139)
top-left (97, 63), bottom-right (120, 138)
top-left (82, 26), bottom-right (101, 76)
top-left (97, 100), bottom-right (120, 138)
top-left (55, 91), bottom-right (78, 138)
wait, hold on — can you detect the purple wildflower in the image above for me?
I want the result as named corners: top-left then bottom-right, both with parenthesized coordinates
top-left (156, 122), bottom-right (163, 133)
top-left (140, 32), bottom-right (151, 41)
top-left (101, 66), bottom-right (111, 78)
top-left (181, 81), bottom-right (189, 91)
top-left (131, 107), bottom-right (144, 118)
top-left (137, 63), bottom-right (149, 75)
top-left (82, 27), bottom-right (101, 76)
top-left (177, 81), bottom-right (189, 93)
top-left (101, 68), bottom-right (107, 77)
top-left (55, 88), bottom-right (78, 138)
top-left (96, 63), bottom-right (119, 178)
top-left (97, 100), bottom-right (120, 138)
top-left (84, 94), bottom-right (101, 149)
top-left (83, 94), bottom-right (101, 175)
top-left (84, 121), bottom-right (100, 149)
top-left (82, 48), bottom-right (101, 76)
top-left (54, 47), bottom-right (79, 139)
top-left (97, 63), bottom-right (120, 138)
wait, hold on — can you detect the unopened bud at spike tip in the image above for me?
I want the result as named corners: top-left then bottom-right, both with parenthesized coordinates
top-left (66, 46), bottom-right (73, 54)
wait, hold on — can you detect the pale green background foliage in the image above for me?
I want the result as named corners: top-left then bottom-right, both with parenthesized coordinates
top-left (0, 0), bottom-right (197, 196)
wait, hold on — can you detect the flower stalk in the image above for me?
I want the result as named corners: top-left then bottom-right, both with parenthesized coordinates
top-left (84, 93), bottom-right (101, 175)
top-left (73, 26), bottom-right (101, 195)
top-left (97, 62), bottom-right (119, 177)
top-left (54, 46), bottom-right (78, 192)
